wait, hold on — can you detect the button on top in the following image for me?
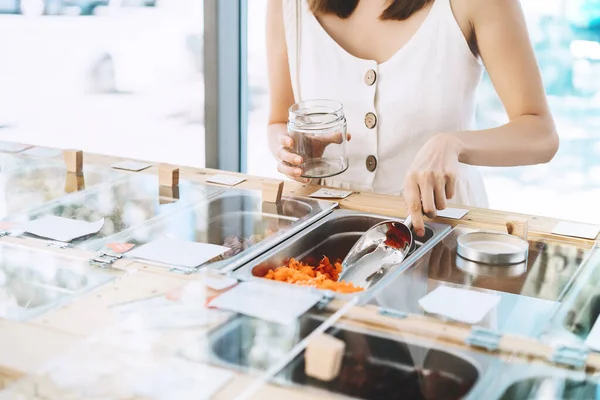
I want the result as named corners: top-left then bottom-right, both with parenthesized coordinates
top-left (366, 155), bottom-right (377, 172)
top-left (364, 69), bottom-right (377, 86)
top-left (364, 112), bottom-right (377, 129)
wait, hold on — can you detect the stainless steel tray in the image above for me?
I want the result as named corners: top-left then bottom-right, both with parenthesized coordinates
top-left (5, 173), bottom-right (222, 246)
top-left (180, 312), bottom-right (499, 400)
top-left (231, 209), bottom-right (452, 302)
top-left (85, 189), bottom-right (338, 273)
top-left (476, 362), bottom-right (596, 399)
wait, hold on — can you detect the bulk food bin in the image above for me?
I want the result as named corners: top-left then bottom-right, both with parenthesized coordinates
top-left (2, 173), bottom-right (222, 247)
top-left (86, 189), bottom-right (338, 273)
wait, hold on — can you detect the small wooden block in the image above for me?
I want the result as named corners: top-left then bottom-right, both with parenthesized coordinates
top-left (305, 333), bottom-right (345, 382)
top-left (159, 185), bottom-right (180, 205)
top-left (506, 215), bottom-right (529, 240)
top-left (262, 180), bottom-right (284, 203)
top-left (64, 172), bottom-right (85, 193)
top-left (63, 149), bottom-right (83, 173)
top-left (159, 164), bottom-right (179, 187)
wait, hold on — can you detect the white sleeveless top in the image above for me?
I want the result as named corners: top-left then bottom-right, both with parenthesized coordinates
top-left (282, 0), bottom-right (489, 208)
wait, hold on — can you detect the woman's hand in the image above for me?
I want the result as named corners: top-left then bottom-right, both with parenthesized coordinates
top-left (403, 133), bottom-right (462, 237)
top-left (274, 130), bottom-right (351, 183)
top-left (275, 131), bottom-right (310, 183)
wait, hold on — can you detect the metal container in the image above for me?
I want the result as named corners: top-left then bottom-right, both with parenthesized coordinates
top-left (456, 256), bottom-right (527, 278)
top-left (180, 312), bottom-right (498, 399)
top-left (457, 232), bottom-right (529, 265)
top-left (0, 161), bottom-right (126, 220)
top-left (478, 362), bottom-right (596, 399)
top-left (86, 190), bottom-right (337, 272)
top-left (232, 209), bottom-right (451, 301)
top-left (537, 245), bottom-right (600, 348)
top-left (7, 173), bottom-right (221, 247)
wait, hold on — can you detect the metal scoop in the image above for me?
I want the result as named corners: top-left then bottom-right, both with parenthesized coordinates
top-left (339, 215), bottom-right (414, 289)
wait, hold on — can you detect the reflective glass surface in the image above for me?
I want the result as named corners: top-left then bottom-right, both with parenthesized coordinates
top-left (365, 225), bottom-right (592, 338)
top-left (0, 242), bottom-right (114, 321)
top-left (6, 173), bottom-right (221, 246)
top-left (89, 190), bottom-right (337, 271)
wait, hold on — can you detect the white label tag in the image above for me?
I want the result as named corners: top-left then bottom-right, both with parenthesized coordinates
top-left (127, 237), bottom-right (229, 269)
top-left (206, 174), bottom-right (246, 186)
top-left (436, 207), bottom-right (469, 220)
top-left (112, 160), bottom-right (152, 172)
top-left (419, 285), bottom-right (501, 324)
top-left (22, 216), bottom-right (105, 242)
top-left (552, 221), bottom-right (600, 240)
top-left (309, 188), bottom-right (353, 199)
top-left (209, 281), bottom-right (322, 325)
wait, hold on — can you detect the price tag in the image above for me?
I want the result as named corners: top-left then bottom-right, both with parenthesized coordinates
top-left (309, 188), bottom-right (353, 199)
top-left (552, 221), bottom-right (600, 240)
top-left (127, 237), bottom-right (229, 269)
top-left (436, 207), bottom-right (469, 220)
top-left (112, 160), bottom-right (152, 172)
top-left (22, 216), bottom-right (105, 242)
top-left (209, 281), bottom-right (322, 325)
top-left (419, 286), bottom-right (501, 324)
top-left (206, 174), bottom-right (246, 186)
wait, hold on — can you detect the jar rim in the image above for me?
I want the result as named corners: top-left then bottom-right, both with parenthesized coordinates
top-left (288, 99), bottom-right (344, 114)
top-left (288, 99), bottom-right (345, 131)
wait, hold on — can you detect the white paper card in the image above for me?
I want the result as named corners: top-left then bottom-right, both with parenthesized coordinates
top-left (419, 286), bottom-right (501, 324)
top-left (22, 216), bottom-right (105, 242)
top-left (309, 188), bottom-right (353, 199)
top-left (134, 359), bottom-right (233, 400)
top-left (0, 142), bottom-right (32, 153)
top-left (586, 315), bottom-right (600, 351)
top-left (204, 276), bottom-right (238, 291)
top-left (206, 174), bottom-right (246, 186)
top-left (552, 221), bottom-right (600, 240)
top-left (436, 207), bottom-right (469, 220)
top-left (209, 281), bottom-right (322, 325)
top-left (127, 237), bottom-right (229, 269)
top-left (112, 160), bottom-right (152, 172)
top-left (21, 147), bottom-right (62, 159)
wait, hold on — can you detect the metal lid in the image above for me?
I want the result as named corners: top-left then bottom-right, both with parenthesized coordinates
top-left (456, 255), bottom-right (527, 277)
top-left (457, 232), bottom-right (528, 265)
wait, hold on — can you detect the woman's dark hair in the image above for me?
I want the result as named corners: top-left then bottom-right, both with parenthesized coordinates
top-left (308, 0), bottom-right (431, 21)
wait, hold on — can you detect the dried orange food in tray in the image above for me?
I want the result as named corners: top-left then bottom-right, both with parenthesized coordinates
top-left (262, 256), bottom-right (363, 294)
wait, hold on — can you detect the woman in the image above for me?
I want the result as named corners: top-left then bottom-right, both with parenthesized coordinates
top-left (266, 0), bottom-right (558, 237)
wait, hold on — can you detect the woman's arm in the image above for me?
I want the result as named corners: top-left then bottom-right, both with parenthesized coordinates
top-left (451, 0), bottom-right (559, 166)
top-left (266, 0), bottom-right (309, 182)
top-left (404, 0), bottom-right (559, 236)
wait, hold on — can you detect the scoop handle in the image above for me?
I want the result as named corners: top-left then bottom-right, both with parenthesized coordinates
top-left (403, 214), bottom-right (412, 230)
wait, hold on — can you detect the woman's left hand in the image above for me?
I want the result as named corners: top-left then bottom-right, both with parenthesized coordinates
top-left (403, 133), bottom-right (462, 237)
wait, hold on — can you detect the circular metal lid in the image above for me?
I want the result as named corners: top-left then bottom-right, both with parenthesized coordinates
top-left (457, 232), bottom-right (528, 265)
top-left (456, 255), bottom-right (527, 277)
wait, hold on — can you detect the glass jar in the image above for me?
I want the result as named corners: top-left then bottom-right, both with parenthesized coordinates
top-left (287, 99), bottom-right (348, 179)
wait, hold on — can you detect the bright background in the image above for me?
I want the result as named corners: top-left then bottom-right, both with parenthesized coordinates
top-left (0, 0), bottom-right (598, 224)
